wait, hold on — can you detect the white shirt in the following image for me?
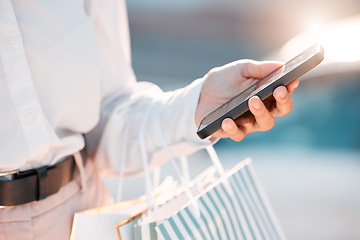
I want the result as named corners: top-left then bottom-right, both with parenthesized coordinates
top-left (0, 0), bottom-right (211, 176)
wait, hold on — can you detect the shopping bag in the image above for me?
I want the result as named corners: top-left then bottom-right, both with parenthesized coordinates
top-left (70, 197), bottom-right (145, 240)
top-left (155, 158), bottom-right (286, 240)
top-left (70, 175), bottom-right (180, 240)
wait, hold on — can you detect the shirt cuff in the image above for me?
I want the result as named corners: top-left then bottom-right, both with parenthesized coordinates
top-left (183, 78), bottom-right (217, 146)
top-left (148, 78), bottom-right (219, 171)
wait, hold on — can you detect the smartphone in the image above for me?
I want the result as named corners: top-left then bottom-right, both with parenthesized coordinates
top-left (196, 43), bottom-right (324, 139)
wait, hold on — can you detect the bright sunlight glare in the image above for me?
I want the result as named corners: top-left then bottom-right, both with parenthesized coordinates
top-left (324, 24), bottom-right (360, 62)
top-left (282, 16), bottom-right (360, 65)
top-left (305, 19), bottom-right (360, 62)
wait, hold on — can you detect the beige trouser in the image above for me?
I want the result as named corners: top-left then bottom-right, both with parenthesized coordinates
top-left (0, 161), bottom-right (113, 240)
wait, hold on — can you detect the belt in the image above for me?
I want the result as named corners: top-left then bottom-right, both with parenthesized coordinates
top-left (0, 156), bottom-right (76, 206)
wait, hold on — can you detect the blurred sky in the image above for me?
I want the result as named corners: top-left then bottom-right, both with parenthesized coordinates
top-left (121, 0), bottom-right (360, 239)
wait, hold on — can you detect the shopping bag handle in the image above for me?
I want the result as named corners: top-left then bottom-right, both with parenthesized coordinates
top-left (116, 101), bottom-right (158, 207)
top-left (115, 99), bottom-right (231, 239)
top-left (115, 109), bottom-right (133, 202)
top-left (115, 102), bottom-right (162, 239)
top-left (115, 98), bottom-right (199, 235)
top-left (139, 103), bottom-right (156, 208)
top-left (127, 98), bottom-right (231, 215)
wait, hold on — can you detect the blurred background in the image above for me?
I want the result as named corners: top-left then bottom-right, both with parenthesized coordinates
top-left (119, 0), bottom-right (360, 239)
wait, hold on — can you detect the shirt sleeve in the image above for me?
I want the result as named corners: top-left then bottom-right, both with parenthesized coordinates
top-left (85, 76), bottom-right (214, 177)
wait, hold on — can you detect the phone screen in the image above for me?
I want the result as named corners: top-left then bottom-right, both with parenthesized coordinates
top-left (198, 45), bottom-right (320, 132)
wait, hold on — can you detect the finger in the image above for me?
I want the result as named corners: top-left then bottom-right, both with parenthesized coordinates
top-left (221, 118), bottom-right (246, 142)
top-left (287, 79), bottom-right (299, 94)
top-left (272, 86), bottom-right (293, 117)
top-left (242, 60), bottom-right (283, 79)
top-left (248, 96), bottom-right (275, 132)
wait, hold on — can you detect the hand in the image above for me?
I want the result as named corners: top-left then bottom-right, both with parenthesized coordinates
top-left (195, 60), bottom-right (299, 142)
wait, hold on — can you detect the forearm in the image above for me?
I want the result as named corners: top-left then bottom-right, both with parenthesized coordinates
top-left (86, 79), bottom-right (213, 177)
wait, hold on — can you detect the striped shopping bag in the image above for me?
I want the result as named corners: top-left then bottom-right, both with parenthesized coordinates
top-left (156, 158), bottom-right (286, 240)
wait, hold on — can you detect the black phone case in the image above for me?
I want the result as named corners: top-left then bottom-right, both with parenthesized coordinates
top-left (197, 44), bottom-right (324, 139)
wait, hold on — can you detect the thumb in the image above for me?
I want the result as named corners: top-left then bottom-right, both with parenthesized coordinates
top-left (242, 60), bottom-right (283, 79)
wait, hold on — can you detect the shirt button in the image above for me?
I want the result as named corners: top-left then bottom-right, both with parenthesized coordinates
top-left (5, 36), bottom-right (16, 48)
top-left (25, 109), bottom-right (37, 120)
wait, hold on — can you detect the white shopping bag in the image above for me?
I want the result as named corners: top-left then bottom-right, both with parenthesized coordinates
top-left (70, 176), bottom-right (180, 240)
top-left (71, 198), bottom-right (145, 240)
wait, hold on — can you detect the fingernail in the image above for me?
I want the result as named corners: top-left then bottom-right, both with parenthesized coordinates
top-left (294, 80), bottom-right (300, 89)
top-left (251, 98), bottom-right (261, 110)
top-left (224, 119), bottom-right (233, 130)
top-left (279, 87), bottom-right (286, 99)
